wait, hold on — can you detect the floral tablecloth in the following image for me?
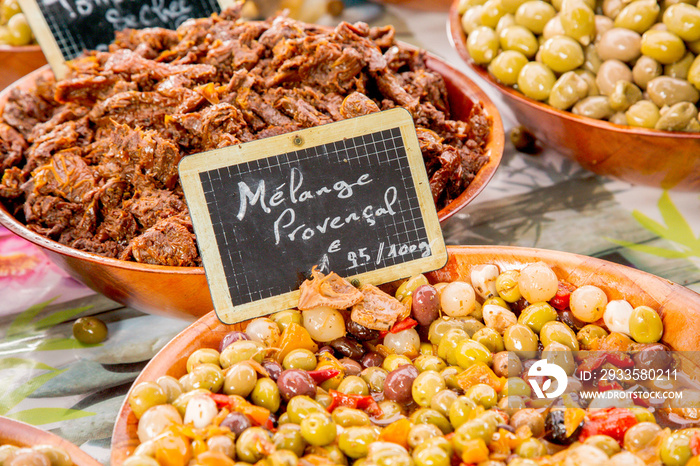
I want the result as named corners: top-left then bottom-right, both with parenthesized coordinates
top-left (0, 4), bottom-right (698, 465)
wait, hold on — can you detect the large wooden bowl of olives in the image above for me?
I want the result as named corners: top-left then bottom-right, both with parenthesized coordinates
top-left (111, 245), bottom-right (700, 465)
top-left (0, 416), bottom-right (101, 466)
top-left (448, 0), bottom-right (700, 190)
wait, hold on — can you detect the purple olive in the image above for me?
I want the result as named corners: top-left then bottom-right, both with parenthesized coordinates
top-left (339, 357), bottom-right (363, 376)
top-left (384, 364), bottom-right (419, 403)
top-left (220, 331), bottom-right (249, 352)
top-left (220, 411), bottom-right (252, 435)
top-left (361, 352), bottom-right (384, 368)
top-left (411, 284), bottom-right (440, 326)
top-left (277, 369), bottom-right (317, 401)
top-left (330, 336), bottom-right (365, 359)
top-left (262, 359), bottom-right (283, 381)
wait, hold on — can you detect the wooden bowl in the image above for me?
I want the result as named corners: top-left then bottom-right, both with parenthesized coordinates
top-left (448, 1), bottom-right (700, 191)
top-left (110, 245), bottom-right (700, 464)
top-left (0, 416), bottom-right (101, 466)
top-left (0, 52), bottom-right (503, 319)
top-left (0, 44), bottom-right (47, 91)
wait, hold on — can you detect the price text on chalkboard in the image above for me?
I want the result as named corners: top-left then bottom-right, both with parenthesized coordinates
top-left (179, 108), bottom-right (447, 324)
top-left (18, 0), bottom-right (230, 79)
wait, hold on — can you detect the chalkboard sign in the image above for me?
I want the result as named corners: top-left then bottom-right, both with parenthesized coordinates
top-left (179, 108), bottom-right (447, 324)
top-left (18, 0), bottom-right (232, 79)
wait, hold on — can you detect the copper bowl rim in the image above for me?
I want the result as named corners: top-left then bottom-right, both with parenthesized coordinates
top-left (0, 44), bottom-right (42, 53)
top-left (0, 48), bottom-right (503, 275)
top-left (447, 0), bottom-right (700, 142)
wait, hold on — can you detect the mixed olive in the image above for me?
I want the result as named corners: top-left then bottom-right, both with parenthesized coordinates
top-left (124, 262), bottom-right (700, 466)
top-left (0, 443), bottom-right (73, 466)
top-left (458, 0), bottom-right (700, 131)
top-left (0, 0), bottom-right (33, 47)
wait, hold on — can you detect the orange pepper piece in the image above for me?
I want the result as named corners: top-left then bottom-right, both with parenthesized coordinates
top-left (154, 431), bottom-right (192, 466)
top-left (456, 363), bottom-right (506, 392)
top-left (378, 418), bottom-right (412, 449)
top-left (461, 439), bottom-right (490, 464)
top-left (276, 323), bottom-right (319, 362)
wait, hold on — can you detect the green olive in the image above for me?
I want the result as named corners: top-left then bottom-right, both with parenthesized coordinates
top-left (411, 370), bottom-right (447, 407)
top-left (236, 427), bottom-right (274, 463)
top-left (220, 340), bottom-right (264, 368)
top-left (1, 0), bottom-right (21, 24)
top-left (518, 302), bottom-right (558, 334)
top-left (337, 375), bottom-right (369, 396)
top-left (465, 383), bottom-right (498, 408)
top-left (576, 324), bottom-right (608, 349)
top-left (515, 438), bottom-right (546, 458)
top-left (155, 375), bottom-right (183, 404)
top-left (410, 408), bottom-right (453, 434)
top-left (273, 424), bottom-right (307, 456)
top-left (430, 389), bottom-right (458, 418)
top-left (540, 36), bottom-right (585, 73)
top-left (623, 422), bottom-right (663, 453)
top-left (396, 274), bottom-right (429, 301)
top-left (449, 395), bottom-right (478, 428)
top-left (665, 52), bottom-right (696, 79)
top-left (480, 0), bottom-right (508, 27)
top-left (584, 435), bottom-right (621, 457)
top-left (338, 426), bottom-right (379, 459)
top-left (660, 430), bottom-right (693, 466)
top-left (628, 305), bottom-right (664, 342)
top-left (467, 25), bottom-right (500, 64)
top-left (641, 30), bottom-right (687, 65)
top-left (498, 395), bottom-right (527, 417)
top-left (223, 362), bottom-right (257, 397)
top-left (188, 362), bottom-right (224, 392)
top-left (283, 348), bottom-right (317, 371)
top-left (499, 25), bottom-right (539, 58)
top-left (438, 328), bottom-right (469, 366)
top-left (462, 5), bottom-right (485, 34)
top-left (412, 443), bottom-right (451, 466)
top-left (687, 53), bottom-right (700, 88)
top-left (609, 80), bottom-right (643, 112)
top-left (626, 99), bottom-right (662, 127)
top-left (503, 323), bottom-right (539, 358)
top-left (360, 366), bottom-right (388, 392)
top-left (472, 327), bottom-right (505, 353)
top-left (186, 348), bottom-right (221, 372)
top-left (655, 101), bottom-right (699, 130)
top-left (7, 12), bottom-right (31, 46)
top-left (286, 396), bottom-right (327, 424)
top-left (128, 382), bottom-right (167, 419)
top-left (72, 316), bottom-right (108, 344)
top-left (300, 412), bottom-right (336, 446)
top-left (251, 377), bottom-right (281, 412)
top-left (414, 354), bottom-right (448, 372)
top-left (549, 71), bottom-right (589, 110)
top-left (540, 321), bottom-right (579, 350)
top-left (382, 354), bottom-right (413, 372)
top-left (500, 377), bottom-right (532, 398)
top-left (171, 388), bottom-right (210, 417)
top-left (560, 1), bottom-right (595, 45)
top-left (515, 0), bottom-right (556, 34)
top-left (496, 270), bottom-right (522, 302)
top-left (441, 366), bottom-right (463, 390)
top-left (332, 407), bottom-right (371, 427)
top-left (663, 3), bottom-right (700, 41)
top-left (614, 0), bottom-right (661, 33)
top-left (455, 339), bottom-right (493, 369)
top-left (541, 341), bottom-right (576, 375)
top-left (271, 309), bottom-right (303, 332)
top-left (452, 415), bottom-right (498, 455)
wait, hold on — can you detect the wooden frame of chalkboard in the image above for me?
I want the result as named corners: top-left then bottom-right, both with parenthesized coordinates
top-left (180, 108), bottom-right (447, 324)
top-left (18, 0), bottom-right (234, 80)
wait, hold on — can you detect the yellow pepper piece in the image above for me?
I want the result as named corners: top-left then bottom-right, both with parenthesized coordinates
top-left (456, 362), bottom-right (506, 392)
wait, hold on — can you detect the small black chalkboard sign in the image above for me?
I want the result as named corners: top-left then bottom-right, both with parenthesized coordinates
top-left (18, 0), bottom-right (229, 79)
top-left (179, 108), bottom-right (447, 324)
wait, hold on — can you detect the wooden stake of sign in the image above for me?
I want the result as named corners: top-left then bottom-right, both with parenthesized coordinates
top-left (18, 0), bottom-right (235, 80)
top-left (179, 108), bottom-right (448, 324)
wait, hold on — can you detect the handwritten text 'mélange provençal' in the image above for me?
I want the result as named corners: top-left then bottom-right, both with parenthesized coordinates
top-left (234, 168), bottom-right (399, 246)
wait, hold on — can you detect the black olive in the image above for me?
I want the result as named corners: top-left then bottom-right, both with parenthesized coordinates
top-left (544, 408), bottom-right (581, 445)
top-left (330, 336), bottom-right (365, 359)
top-left (558, 310), bottom-right (586, 332)
top-left (346, 320), bottom-right (380, 341)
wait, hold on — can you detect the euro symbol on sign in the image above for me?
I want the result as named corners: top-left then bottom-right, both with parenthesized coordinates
top-left (527, 359), bottom-right (568, 399)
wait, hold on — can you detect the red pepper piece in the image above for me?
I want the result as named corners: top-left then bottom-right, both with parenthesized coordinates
top-left (580, 408), bottom-right (638, 444)
top-left (390, 317), bottom-right (418, 334)
top-left (306, 368), bottom-right (340, 384)
top-left (690, 431), bottom-right (700, 456)
top-left (550, 281), bottom-right (576, 310)
top-left (379, 330), bottom-right (389, 339)
top-left (605, 351), bottom-right (635, 368)
top-left (598, 378), bottom-right (623, 392)
top-left (576, 353), bottom-right (607, 375)
top-left (209, 393), bottom-right (233, 409)
top-left (327, 390), bottom-right (383, 417)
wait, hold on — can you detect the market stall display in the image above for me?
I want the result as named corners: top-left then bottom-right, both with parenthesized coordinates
top-left (448, 0), bottom-right (700, 190)
top-left (111, 246), bottom-right (700, 465)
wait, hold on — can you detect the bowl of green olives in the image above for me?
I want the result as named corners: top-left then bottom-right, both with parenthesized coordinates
top-left (0, 0), bottom-right (46, 90)
top-left (0, 416), bottom-right (102, 466)
top-left (448, 0), bottom-right (700, 190)
top-left (111, 245), bottom-right (700, 466)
